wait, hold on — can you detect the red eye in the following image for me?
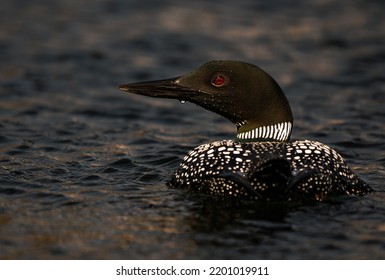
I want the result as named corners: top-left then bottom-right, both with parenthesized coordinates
top-left (211, 75), bottom-right (226, 87)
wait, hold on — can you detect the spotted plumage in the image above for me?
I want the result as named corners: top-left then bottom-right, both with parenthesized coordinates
top-left (168, 140), bottom-right (372, 201)
top-left (119, 60), bottom-right (373, 202)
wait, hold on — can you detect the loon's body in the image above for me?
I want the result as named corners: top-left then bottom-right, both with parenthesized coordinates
top-left (169, 140), bottom-right (371, 201)
top-left (119, 60), bottom-right (373, 201)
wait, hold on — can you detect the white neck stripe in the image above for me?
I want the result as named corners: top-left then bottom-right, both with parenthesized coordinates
top-left (237, 122), bottom-right (292, 141)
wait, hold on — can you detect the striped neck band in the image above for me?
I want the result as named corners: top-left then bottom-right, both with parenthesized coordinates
top-left (236, 122), bottom-right (292, 142)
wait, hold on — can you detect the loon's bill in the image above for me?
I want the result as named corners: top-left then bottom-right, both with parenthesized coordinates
top-left (119, 77), bottom-right (194, 100)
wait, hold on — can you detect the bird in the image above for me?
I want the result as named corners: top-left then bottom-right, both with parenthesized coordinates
top-left (119, 60), bottom-right (373, 201)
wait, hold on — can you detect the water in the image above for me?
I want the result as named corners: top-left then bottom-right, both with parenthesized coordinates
top-left (1, 0), bottom-right (385, 259)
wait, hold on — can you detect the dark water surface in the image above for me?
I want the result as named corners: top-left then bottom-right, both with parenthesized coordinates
top-left (1, 0), bottom-right (385, 259)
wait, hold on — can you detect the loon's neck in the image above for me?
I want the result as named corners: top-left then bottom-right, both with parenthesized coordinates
top-left (236, 121), bottom-right (293, 142)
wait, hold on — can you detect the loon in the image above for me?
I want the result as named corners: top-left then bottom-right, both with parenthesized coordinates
top-left (119, 60), bottom-right (373, 201)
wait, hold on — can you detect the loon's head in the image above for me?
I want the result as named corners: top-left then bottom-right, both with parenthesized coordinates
top-left (119, 60), bottom-right (293, 142)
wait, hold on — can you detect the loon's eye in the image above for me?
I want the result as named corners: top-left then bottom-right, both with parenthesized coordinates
top-left (211, 75), bottom-right (226, 87)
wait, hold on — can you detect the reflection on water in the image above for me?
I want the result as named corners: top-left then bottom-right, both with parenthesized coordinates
top-left (1, 0), bottom-right (385, 259)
